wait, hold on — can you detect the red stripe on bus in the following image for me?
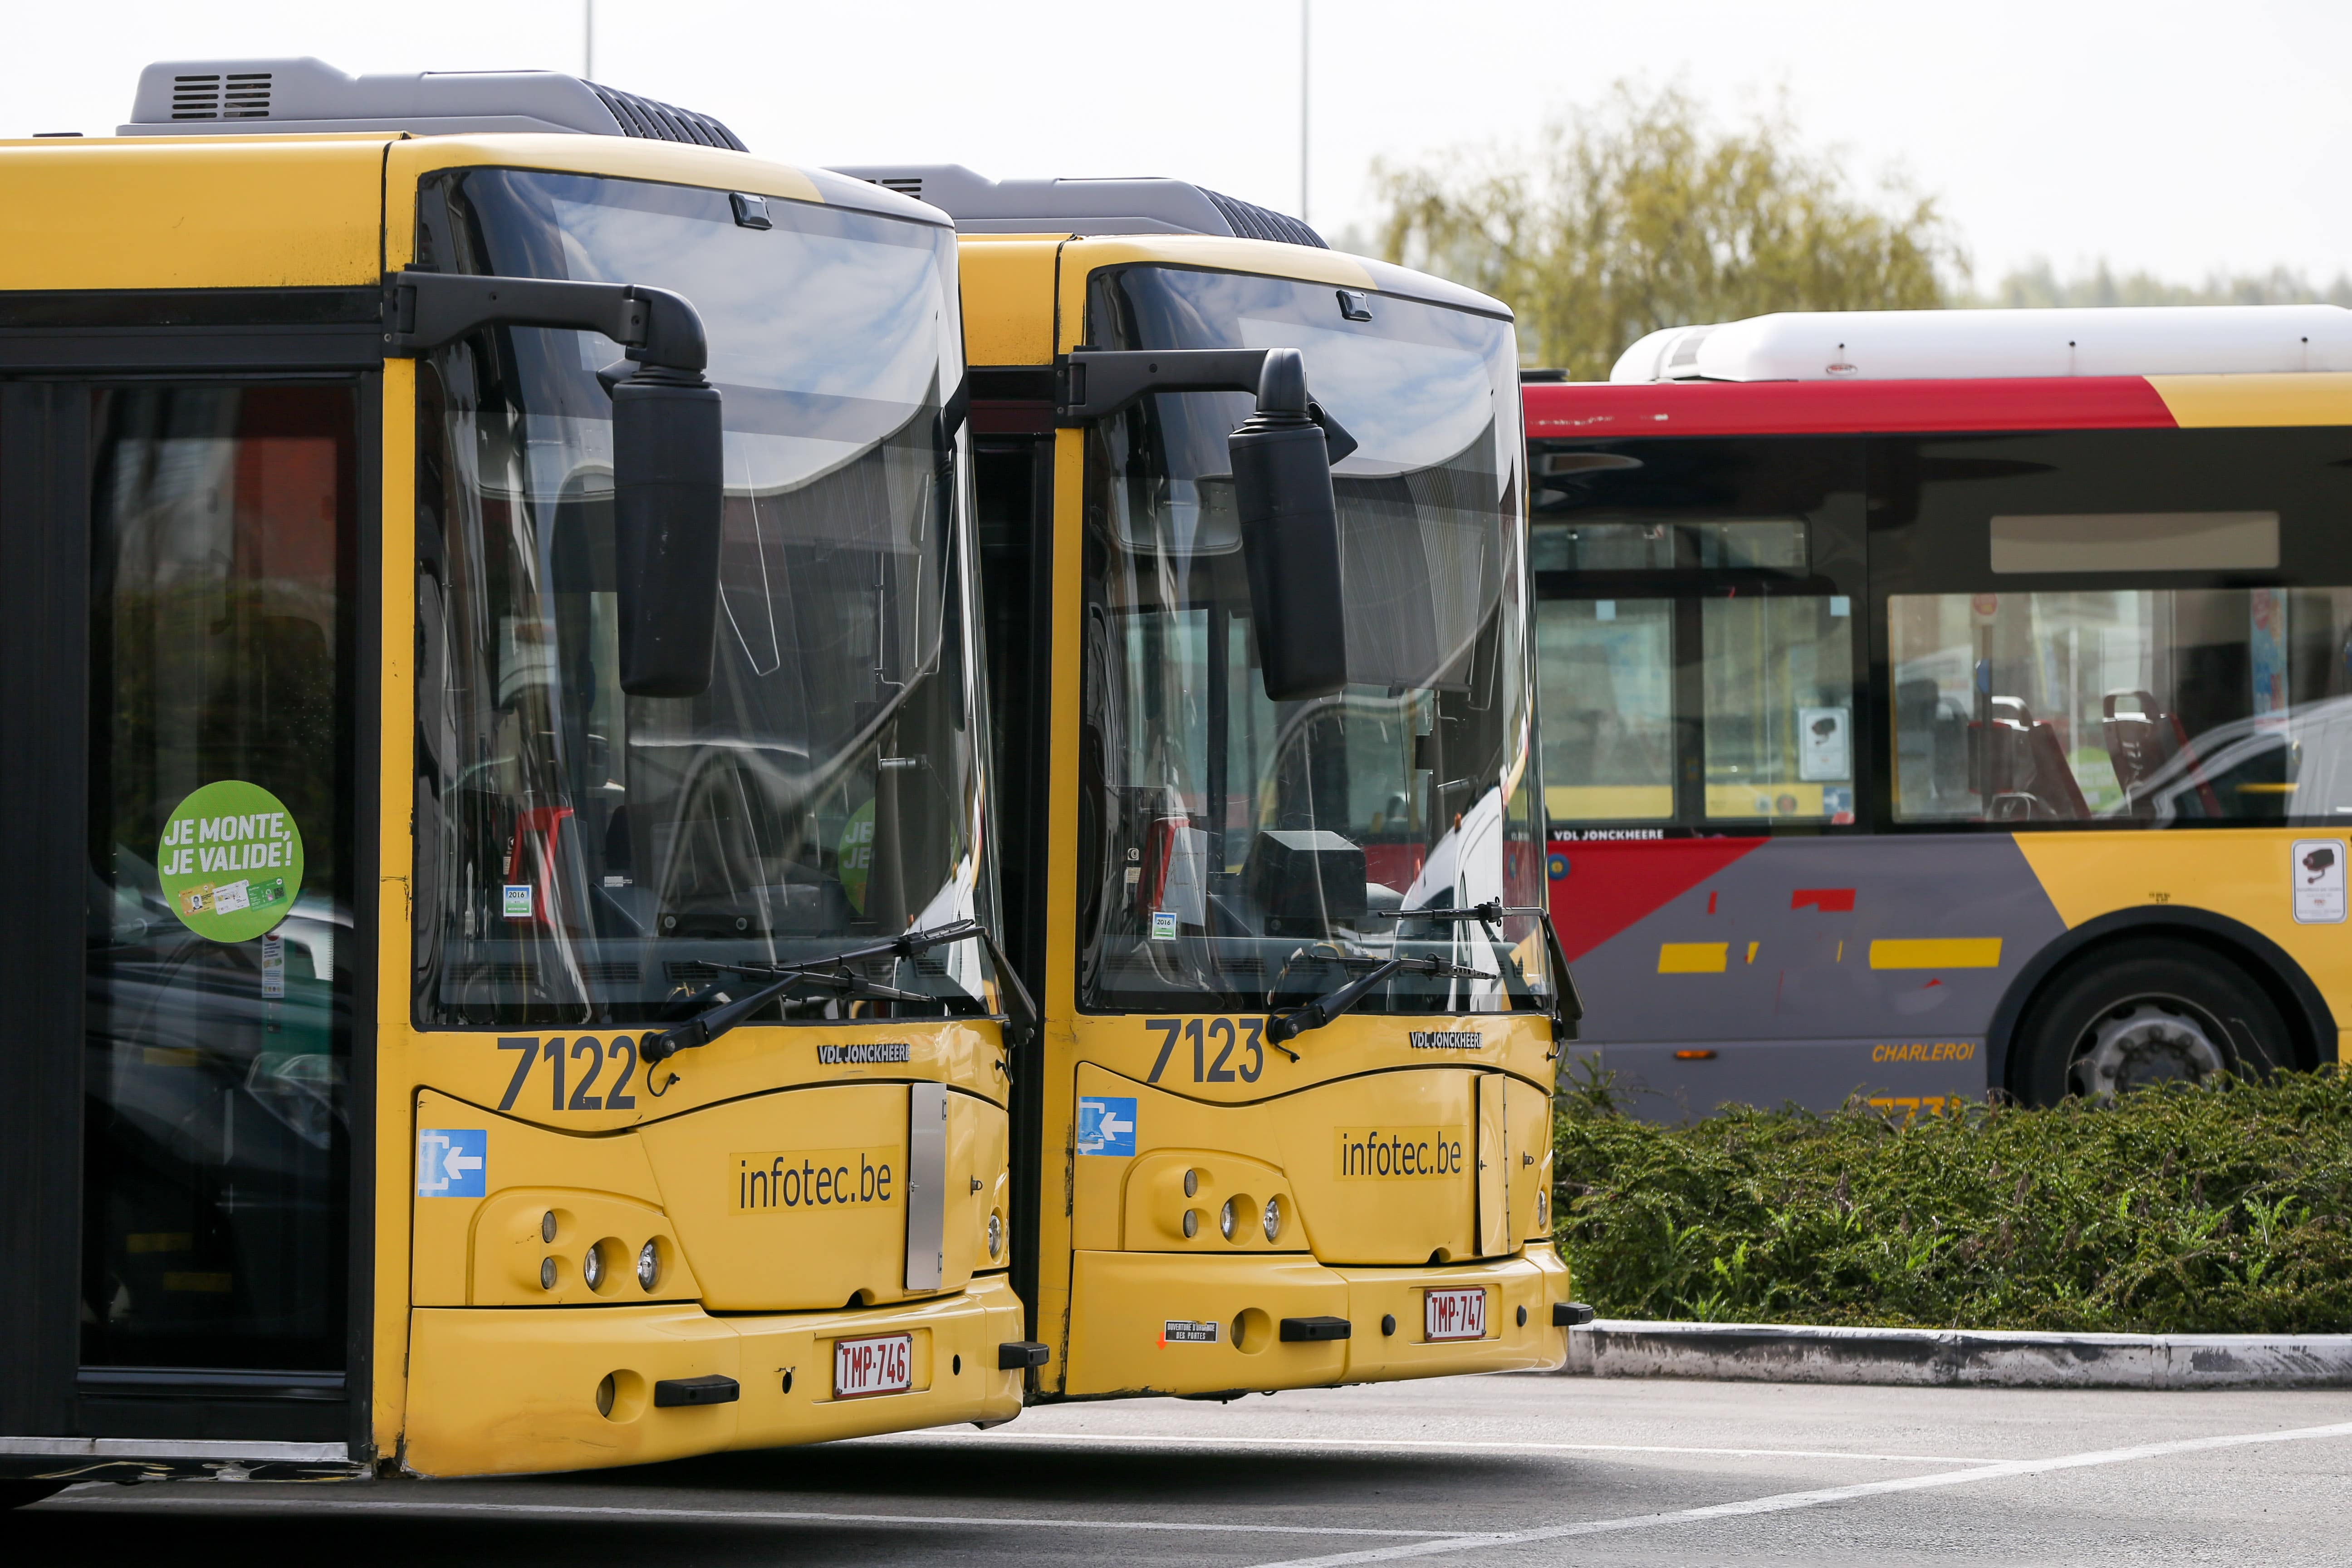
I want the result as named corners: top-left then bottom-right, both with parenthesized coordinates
top-left (1524, 377), bottom-right (2180, 438)
top-left (1545, 838), bottom-right (1765, 961)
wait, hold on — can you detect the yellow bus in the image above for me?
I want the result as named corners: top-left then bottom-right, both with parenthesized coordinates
top-left (0, 60), bottom-right (1027, 1502)
top-left (832, 166), bottom-right (1587, 1398)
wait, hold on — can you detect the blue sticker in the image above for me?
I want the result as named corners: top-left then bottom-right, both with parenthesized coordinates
top-left (1546, 852), bottom-right (1570, 881)
top-left (1077, 1096), bottom-right (1136, 1157)
top-left (417, 1128), bottom-right (487, 1197)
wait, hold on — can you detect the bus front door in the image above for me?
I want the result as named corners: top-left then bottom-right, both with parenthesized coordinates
top-left (0, 372), bottom-right (365, 1465)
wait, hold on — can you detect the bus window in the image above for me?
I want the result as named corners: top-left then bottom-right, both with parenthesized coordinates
top-left (1889, 587), bottom-right (2352, 824)
top-left (1702, 595), bottom-right (1856, 822)
top-left (1537, 597), bottom-right (1674, 821)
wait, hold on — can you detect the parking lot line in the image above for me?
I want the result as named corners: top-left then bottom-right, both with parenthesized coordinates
top-left (1237, 1417), bottom-right (2352, 1567)
top-left (860, 1429), bottom-right (2003, 1464)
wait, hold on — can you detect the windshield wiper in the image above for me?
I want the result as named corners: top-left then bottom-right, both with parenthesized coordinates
top-left (1364, 901), bottom-right (1585, 1042)
top-left (1266, 950), bottom-right (1496, 1047)
top-left (639, 918), bottom-right (1039, 1063)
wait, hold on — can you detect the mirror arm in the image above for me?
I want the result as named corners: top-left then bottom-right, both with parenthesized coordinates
top-left (1055, 348), bottom-right (1268, 424)
top-left (1058, 348), bottom-right (1354, 461)
top-left (382, 270), bottom-right (709, 375)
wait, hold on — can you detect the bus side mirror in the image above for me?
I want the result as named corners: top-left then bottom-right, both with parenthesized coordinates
top-left (611, 377), bottom-right (725, 697)
top-left (1229, 348), bottom-right (1348, 702)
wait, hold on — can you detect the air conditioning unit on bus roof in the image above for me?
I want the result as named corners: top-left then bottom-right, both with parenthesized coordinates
top-left (826, 163), bottom-right (1326, 248)
top-left (1612, 305), bottom-right (2352, 384)
top-left (118, 57), bottom-right (746, 151)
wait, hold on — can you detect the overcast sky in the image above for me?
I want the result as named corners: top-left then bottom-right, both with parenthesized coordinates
top-left (15, 0), bottom-right (2350, 288)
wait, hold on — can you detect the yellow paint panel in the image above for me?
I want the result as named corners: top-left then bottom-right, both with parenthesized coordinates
top-left (1704, 782), bottom-right (1832, 818)
top-left (1869, 938), bottom-right (2003, 970)
top-left (2146, 372), bottom-right (2352, 428)
top-left (0, 137), bottom-right (387, 289)
top-left (1657, 942), bottom-right (1730, 974)
top-left (1547, 784), bottom-right (1674, 820)
top-left (959, 238), bottom-right (1063, 366)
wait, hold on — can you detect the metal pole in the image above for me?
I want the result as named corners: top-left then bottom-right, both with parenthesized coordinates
top-left (1299, 0), bottom-right (1310, 223)
top-left (584, 0), bottom-right (595, 79)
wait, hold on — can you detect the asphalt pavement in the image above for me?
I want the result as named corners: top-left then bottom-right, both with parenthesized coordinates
top-left (18, 1372), bottom-right (2352, 1564)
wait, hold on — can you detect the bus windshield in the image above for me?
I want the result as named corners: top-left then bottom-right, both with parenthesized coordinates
top-left (1078, 265), bottom-right (1547, 1016)
top-left (412, 169), bottom-right (993, 1027)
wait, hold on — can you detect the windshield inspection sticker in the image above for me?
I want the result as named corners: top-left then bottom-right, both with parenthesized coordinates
top-left (157, 779), bottom-right (304, 943)
top-left (1077, 1096), bottom-right (1136, 1156)
top-left (416, 1129), bottom-right (487, 1198)
top-left (2293, 840), bottom-right (2346, 923)
top-left (1162, 1319), bottom-right (1219, 1344)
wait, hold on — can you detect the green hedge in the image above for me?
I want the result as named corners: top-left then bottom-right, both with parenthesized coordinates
top-left (1550, 1065), bottom-right (2352, 1333)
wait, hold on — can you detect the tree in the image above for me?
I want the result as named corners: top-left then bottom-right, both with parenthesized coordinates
top-left (1979, 260), bottom-right (2352, 310)
top-left (1373, 85), bottom-right (1962, 380)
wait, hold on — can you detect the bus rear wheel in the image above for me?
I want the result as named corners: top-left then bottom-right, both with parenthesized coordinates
top-left (2011, 939), bottom-right (2291, 1107)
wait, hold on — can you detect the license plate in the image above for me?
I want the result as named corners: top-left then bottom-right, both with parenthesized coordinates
top-left (832, 1333), bottom-right (913, 1398)
top-left (1424, 1287), bottom-right (1488, 1342)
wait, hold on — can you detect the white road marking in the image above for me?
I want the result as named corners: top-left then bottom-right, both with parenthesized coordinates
top-left (50, 1493), bottom-right (1490, 1541)
top-left (855, 1429), bottom-right (2002, 1465)
top-left (1239, 1418), bottom-right (2352, 1568)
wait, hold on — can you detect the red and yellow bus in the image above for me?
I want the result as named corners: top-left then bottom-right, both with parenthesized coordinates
top-left (1529, 307), bottom-right (2352, 1115)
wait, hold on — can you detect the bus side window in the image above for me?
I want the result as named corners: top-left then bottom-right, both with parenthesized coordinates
top-left (1700, 595), bottom-right (1856, 823)
top-left (1536, 598), bottom-right (1675, 823)
top-left (1889, 587), bottom-right (2352, 826)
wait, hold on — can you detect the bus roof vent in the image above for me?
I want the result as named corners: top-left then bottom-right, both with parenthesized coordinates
top-left (826, 164), bottom-right (1326, 247)
top-left (121, 57), bottom-right (747, 150)
top-left (1609, 306), bottom-right (2352, 382)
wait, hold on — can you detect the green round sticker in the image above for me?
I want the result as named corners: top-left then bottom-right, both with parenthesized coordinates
top-left (838, 798), bottom-right (876, 914)
top-left (158, 780), bottom-right (304, 943)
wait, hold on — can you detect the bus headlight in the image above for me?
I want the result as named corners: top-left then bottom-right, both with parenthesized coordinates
top-left (540, 1257), bottom-right (557, 1291)
top-left (583, 1243), bottom-right (605, 1292)
top-left (637, 1239), bottom-right (660, 1292)
top-left (1182, 1210), bottom-right (1199, 1239)
top-left (987, 1212), bottom-right (1004, 1258)
top-left (1262, 1196), bottom-right (1282, 1242)
top-left (1219, 1199), bottom-right (1238, 1241)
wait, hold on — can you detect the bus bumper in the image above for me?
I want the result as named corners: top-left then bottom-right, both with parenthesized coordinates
top-left (401, 1272), bottom-right (1026, 1476)
top-left (1061, 1241), bottom-right (1570, 1396)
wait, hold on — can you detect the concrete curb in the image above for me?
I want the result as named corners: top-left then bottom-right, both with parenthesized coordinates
top-left (1557, 1318), bottom-right (2352, 1389)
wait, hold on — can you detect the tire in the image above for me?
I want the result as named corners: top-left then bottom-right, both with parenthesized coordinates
top-left (2010, 938), bottom-right (2292, 1107)
top-left (0, 1480), bottom-right (68, 1509)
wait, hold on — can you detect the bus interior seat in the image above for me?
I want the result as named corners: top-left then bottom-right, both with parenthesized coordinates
top-left (1971, 696), bottom-right (2089, 820)
top-left (2102, 689), bottom-right (2221, 816)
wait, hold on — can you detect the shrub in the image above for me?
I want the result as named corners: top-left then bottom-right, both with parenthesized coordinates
top-left (1551, 1064), bottom-right (2352, 1333)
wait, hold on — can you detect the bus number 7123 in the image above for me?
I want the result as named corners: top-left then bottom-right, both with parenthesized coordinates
top-left (1143, 1018), bottom-right (1266, 1085)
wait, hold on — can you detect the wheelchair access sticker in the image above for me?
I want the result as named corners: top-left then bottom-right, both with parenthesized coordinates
top-left (1076, 1096), bottom-right (1136, 1157)
top-left (417, 1129), bottom-right (487, 1197)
